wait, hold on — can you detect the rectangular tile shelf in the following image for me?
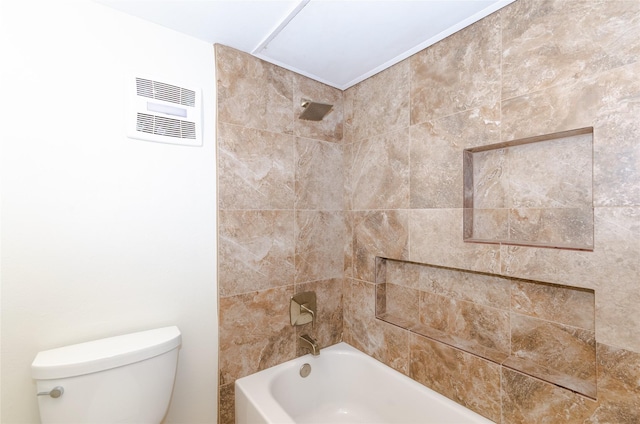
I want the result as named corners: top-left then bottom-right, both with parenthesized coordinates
top-left (463, 127), bottom-right (594, 251)
top-left (375, 257), bottom-right (597, 399)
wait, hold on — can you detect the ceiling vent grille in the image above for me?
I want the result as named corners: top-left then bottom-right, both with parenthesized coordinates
top-left (127, 75), bottom-right (202, 146)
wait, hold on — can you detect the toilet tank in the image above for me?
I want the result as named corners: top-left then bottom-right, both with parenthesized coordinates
top-left (31, 326), bottom-right (181, 424)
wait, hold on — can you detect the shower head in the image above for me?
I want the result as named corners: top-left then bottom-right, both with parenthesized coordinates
top-left (299, 99), bottom-right (333, 121)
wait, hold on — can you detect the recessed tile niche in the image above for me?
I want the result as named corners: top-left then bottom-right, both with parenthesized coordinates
top-left (375, 257), bottom-right (597, 399)
top-left (463, 127), bottom-right (594, 250)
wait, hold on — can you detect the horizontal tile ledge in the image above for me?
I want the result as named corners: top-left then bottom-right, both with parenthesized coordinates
top-left (465, 127), bottom-right (594, 152)
top-left (378, 312), bottom-right (508, 364)
top-left (462, 238), bottom-right (594, 252)
top-left (378, 311), bottom-right (597, 400)
top-left (502, 356), bottom-right (596, 399)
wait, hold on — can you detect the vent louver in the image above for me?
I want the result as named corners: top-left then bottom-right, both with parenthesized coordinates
top-left (135, 78), bottom-right (196, 107)
top-left (128, 75), bottom-right (201, 146)
top-left (136, 114), bottom-right (197, 139)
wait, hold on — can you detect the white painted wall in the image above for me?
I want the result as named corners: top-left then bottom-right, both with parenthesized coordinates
top-left (0, 0), bottom-right (217, 422)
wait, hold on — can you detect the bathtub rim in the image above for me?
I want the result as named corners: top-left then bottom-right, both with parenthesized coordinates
top-left (234, 341), bottom-right (495, 424)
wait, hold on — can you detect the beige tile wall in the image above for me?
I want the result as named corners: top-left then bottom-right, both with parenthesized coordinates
top-left (216, 44), bottom-right (345, 424)
top-left (465, 129), bottom-right (595, 249)
top-left (378, 258), bottom-right (598, 398)
top-left (344, 0), bottom-right (640, 422)
top-left (218, 0), bottom-right (640, 421)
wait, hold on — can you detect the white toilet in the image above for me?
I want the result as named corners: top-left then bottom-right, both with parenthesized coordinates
top-left (31, 326), bottom-right (181, 424)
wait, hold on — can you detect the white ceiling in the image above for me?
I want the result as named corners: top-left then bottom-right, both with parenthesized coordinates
top-left (98, 0), bottom-right (516, 90)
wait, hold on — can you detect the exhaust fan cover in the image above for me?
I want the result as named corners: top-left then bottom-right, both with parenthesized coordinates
top-left (127, 75), bottom-right (202, 146)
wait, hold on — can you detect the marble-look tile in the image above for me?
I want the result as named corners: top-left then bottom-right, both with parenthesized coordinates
top-left (413, 324), bottom-right (510, 366)
top-left (218, 383), bottom-right (234, 424)
top-left (410, 334), bottom-right (502, 422)
top-left (343, 278), bottom-right (410, 374)
top-left (295, 210), bottom-right (345, 283)
top-left (418, 290), bottom-right (451, 333)
top-left (218, 210), bottom-right (294, 297)
top-left (501, 61), bottom-right (640, 145)
top-left (510, 313), bottom-right (596, 396)
top-left (587, 343), bottom-right (640, 423)
top-left (353, 210), bottom-right (409, 283)
top-left (419, 267), bottom-right (512, 310)
top-left (501, 0), bottom-right (640, 99)
top-left (471, 148), bottom-right (509, 209)
top-left (507, 133), bottom-right (593, 209)
top-left (294, 279), bottom-right (343, 354)
top-left (508, 207), bottom-right (594, 249)
top-left (470, 208), bottom-right (509, 241)
top-left (384, 283), bottom-right (419, 324)
top-left (217, 123), bottom-right (294, 210)
top-left (449, 300), bottom-right (510, 354)
top-left (410, 107), bottom-right (501, 209)
top-left (501, 368), bottom-right (597, 424)
top-left (219, 285), bottom-right (295, 384)
top-left (216, 4), bottom-right (640, 421)
top-left (501, 207), bottom-right (640, 353)
top-left (374, 264), bottom-right (387, 315)
top-left (591, 207), bottom-right (640, 352)
top-left (377, 312), bottom-right (419, 336)
top-left (409, 209), bottom-right (501, 274)
top-left (342, 87), bottom-right (355, 144)
top-left (292, 73), bottom-right (343, 142)
top-left (502, 87), bottom-right (590, 145)
top-left (410, 13), bottom-right (501, 124)
top-left (384, 259), bottom-right (513, 354)
top-left (497, 225), bottom-right (597, 288)
top-left (351, 128), bottom-right (410, 210)
top-left (384, 259), bottom-right (421, 288)
top-left (511, 280), bottom-right (594, 331)
top-left (470, 131), bottom-right (593, 225)
top-left (502, 344), bottom-right (640, 423)
top-left (342, 142), bottom-right (354, 212)
top-left (343, 211), bottom-right (354, 279)
top-left (295, 137), bottom-right (343, 210)
top-left (504, 354), bottom-right (597, 400)
top-left (216, 44), bottom-right (293, 133)
top-left (347, 61), bottom-right (410, 142)
top-left (593, 70), bottom-right (640, 207)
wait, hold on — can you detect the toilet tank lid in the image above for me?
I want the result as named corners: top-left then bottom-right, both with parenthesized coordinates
top-left (31, 326), bottom-right (181, 380)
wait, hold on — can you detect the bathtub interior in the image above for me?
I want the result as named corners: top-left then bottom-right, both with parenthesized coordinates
top-left (236, 342), bottom-right (494, 424)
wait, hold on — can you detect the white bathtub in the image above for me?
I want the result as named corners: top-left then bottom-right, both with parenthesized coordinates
top-left (235, 342), bottom-right (494, 424)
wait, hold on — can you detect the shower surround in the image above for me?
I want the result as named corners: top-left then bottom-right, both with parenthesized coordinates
top-left (217, 0), bottom-right (640, 422)
top-left (216, 43), bottom-right (346, 423)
